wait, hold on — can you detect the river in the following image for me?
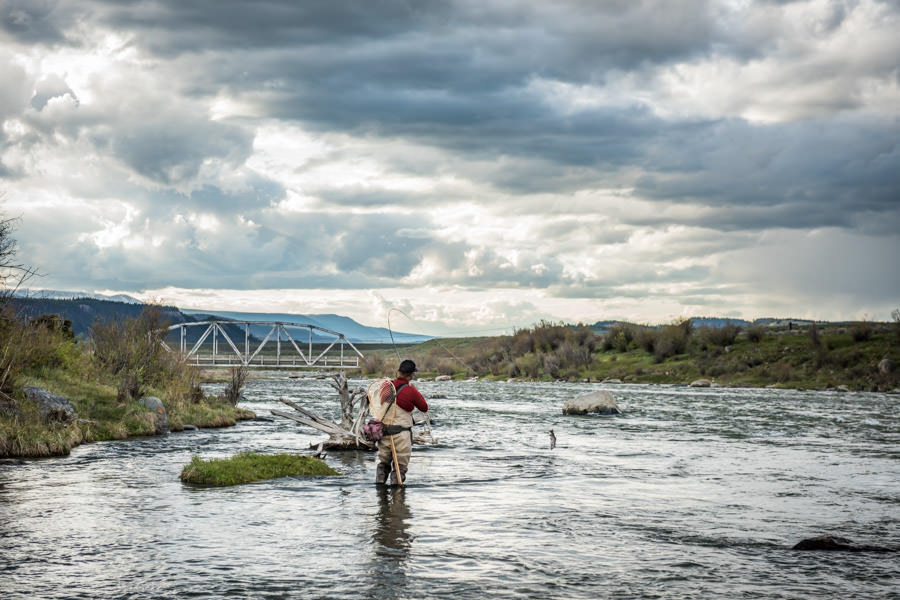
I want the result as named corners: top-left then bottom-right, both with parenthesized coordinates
top-left (1, 378), bottom-right (898, 599)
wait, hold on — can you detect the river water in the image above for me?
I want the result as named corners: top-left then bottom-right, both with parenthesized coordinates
top-left (1, 378), bottom-right (898, 599)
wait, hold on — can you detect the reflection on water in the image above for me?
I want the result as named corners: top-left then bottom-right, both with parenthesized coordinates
top-left (368, 487), bottom-right (412, 599)
top-left (1, 379), bottom-right (898, 599)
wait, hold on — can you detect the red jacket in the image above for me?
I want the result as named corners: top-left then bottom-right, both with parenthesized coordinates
top-left (392, 378), bottom-right (428, 413)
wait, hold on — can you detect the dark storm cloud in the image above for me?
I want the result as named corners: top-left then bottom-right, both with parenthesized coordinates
top-left (9, 1), bottom-right (898, 223)
top-left (3, 0), bottom-right (899, 318)
top-left (0, 0), bottom-right (77, 45)
top-left (633, 116), bottom-right (900, 230)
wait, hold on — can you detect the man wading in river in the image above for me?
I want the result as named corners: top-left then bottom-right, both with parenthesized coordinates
top-left (376, 360), bottom-right (428, 485)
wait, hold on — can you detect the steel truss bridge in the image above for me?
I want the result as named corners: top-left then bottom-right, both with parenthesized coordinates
top-left (162, 320), bottom-right (365, 369)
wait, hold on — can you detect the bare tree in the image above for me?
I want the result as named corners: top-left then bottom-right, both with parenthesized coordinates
top-left (0, 208), bottom-right (40, 298)
top-left (223, 366), bottom-right (248, 405)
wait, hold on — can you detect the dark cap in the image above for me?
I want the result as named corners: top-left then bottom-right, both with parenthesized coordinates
top-left (398, 359), bottom-right (417, 375)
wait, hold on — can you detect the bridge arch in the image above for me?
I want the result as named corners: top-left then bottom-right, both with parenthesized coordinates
top-left (162, 320), bottom-right (364, 369)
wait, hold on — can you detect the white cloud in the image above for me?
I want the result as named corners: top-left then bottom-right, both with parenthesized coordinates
top-left (2, 0), bottom-right (898, 331)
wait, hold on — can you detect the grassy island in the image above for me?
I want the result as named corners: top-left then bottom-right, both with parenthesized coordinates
top-left (180, 452), bottom-right (340, 486)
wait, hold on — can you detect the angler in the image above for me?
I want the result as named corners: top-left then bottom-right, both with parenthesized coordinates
top-left (375, 359), bottom-right (429, 486)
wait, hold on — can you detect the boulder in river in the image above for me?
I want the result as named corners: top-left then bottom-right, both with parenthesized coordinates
top-left (434, 375), bottom-right (452, 381)
top-left (792, 535), bottom-right (895, 552)
top-left (139, 396), bottom-right (170, 435)
top-left (563, 390), bottom-right (620, 415)
top-left (23, 386), bottom-right (77, 423)
top-left (689, 379), bottom-right (711, 388)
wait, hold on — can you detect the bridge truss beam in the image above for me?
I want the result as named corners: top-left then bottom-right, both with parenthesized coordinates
top-left (161, 321), bottom-right (365, 369)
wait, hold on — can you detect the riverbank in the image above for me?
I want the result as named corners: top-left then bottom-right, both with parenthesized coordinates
top-left (0, 305), bottom-right (260, 459)
top-left (367, 320), bottom-right (900, 392)
top-left (0, 368), bottom-right (255, 459)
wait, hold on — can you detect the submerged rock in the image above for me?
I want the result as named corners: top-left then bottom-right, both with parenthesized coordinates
top-left (23, 387), bottom-right (77, 423)
top-left (792, 535), bottom-right (895, 552)
top-left (563, 390), bottom-right (620, 415)
top-left (139, 396), bottom-right (170, 435)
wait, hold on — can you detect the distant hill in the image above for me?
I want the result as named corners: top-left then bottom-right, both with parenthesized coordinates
top-left (591, 316), bottom-right (822, 333)
top-left (182, 309), bottom-right (433, 344)
top-left (5, 296), bottom-right (433, 344)
top-left (14, 289), bottom-right (143, 304)
top-left (7, 297), bottom-right (187, 338)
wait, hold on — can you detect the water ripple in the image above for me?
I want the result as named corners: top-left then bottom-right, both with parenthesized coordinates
top-left (1, 380), bottom-right (898, 599)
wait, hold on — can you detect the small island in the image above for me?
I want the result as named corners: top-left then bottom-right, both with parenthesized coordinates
top-left (180, 452), bottom-right (340, 486)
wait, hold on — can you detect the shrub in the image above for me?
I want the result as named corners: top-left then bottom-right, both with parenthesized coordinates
top-left (634, 328), bottom-right (656, 353)
top-left (515, 352), bottom-right (540, 378)
top-left (1, 306), bottom-right (75, 397)
top-left (359, 355), bottom-right (391, 376)
top-left (90, 306), bottom-right (176, 401)
top-left (222, 366), bottom-right (247, 406)
top-left (557, 340), bottom-right (592, 369)
top-left (746, 325), bottom-right (767, 344)
top-left (848, 321), bottom-right (873, 343)
top-left (540, 352), bottom-right (561, 378)
top-left (604, 323), bottom-right (634, 353)
top-left (699, 322), bottom-right (742, 347)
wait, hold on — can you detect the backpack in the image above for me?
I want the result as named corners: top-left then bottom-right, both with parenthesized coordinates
top-left (363, 383), bottom-right (407, 442)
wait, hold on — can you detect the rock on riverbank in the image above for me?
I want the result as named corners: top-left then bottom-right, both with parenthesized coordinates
top-left (23, 387), bottom-right (77, 423)
top-left (140, 396), bottom-right (170, 435)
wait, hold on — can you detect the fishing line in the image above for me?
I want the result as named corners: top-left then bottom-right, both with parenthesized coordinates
top-left (387, 307), bottom-right (405, 360)
top-left (387, 307), bottom-right (474, 373)
top-left (386, 307), bottom-right (438, 445)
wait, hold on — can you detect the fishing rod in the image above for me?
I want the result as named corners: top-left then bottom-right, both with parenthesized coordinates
top-left (387, 307), bottom-right (474, 373)
top-left (386, 307), bottom-right (447, 445)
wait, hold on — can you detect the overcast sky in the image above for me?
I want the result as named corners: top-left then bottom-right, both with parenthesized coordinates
top-left (1, 0), bottom-right (898, 335)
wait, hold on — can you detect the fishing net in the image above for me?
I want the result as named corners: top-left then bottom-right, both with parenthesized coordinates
top-left (366, 378), bottom-right (396, 422)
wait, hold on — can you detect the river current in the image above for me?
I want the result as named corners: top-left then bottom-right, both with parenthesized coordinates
top-left (1, 378), bottom-right (898, 599)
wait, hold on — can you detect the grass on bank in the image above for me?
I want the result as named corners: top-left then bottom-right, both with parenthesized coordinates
top-left (180, 452), bottom-right (340, 486)
top-left (359, 320), bottom-right (900, 391)
top-left (1, 367), bottom-right (256, 458)
top-left (1, 305), bottom-right (256, 458)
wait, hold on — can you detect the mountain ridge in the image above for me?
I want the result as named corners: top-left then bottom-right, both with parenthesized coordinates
top-left (8, 295), bottom-right (433, 343)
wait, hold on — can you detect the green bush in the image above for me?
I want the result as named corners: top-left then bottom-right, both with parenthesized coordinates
top-left (634, 328), bottom-right (656, 353)
top-left (746, 325), bottom-right (767, 344)
top-left (90, 306), bottom-right (179, 401)
top-left (1, 306), bottom-right (76, 397)
top-left (604, 323), bottom-right (634, 353)
top-left (515, 352), bottom-right (541, 378)
top-left (699, 322), bottom-right (742, 347)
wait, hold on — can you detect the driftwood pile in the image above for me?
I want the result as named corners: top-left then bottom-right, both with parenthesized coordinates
top-left (272, 371), bottom-right (435, 451)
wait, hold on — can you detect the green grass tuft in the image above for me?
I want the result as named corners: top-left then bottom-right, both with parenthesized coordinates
top-left (180, 452), bottom-right (340, 486)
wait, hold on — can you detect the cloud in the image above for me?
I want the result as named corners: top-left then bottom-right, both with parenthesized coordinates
top-left (2, 0), bottom-right (899, 328)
